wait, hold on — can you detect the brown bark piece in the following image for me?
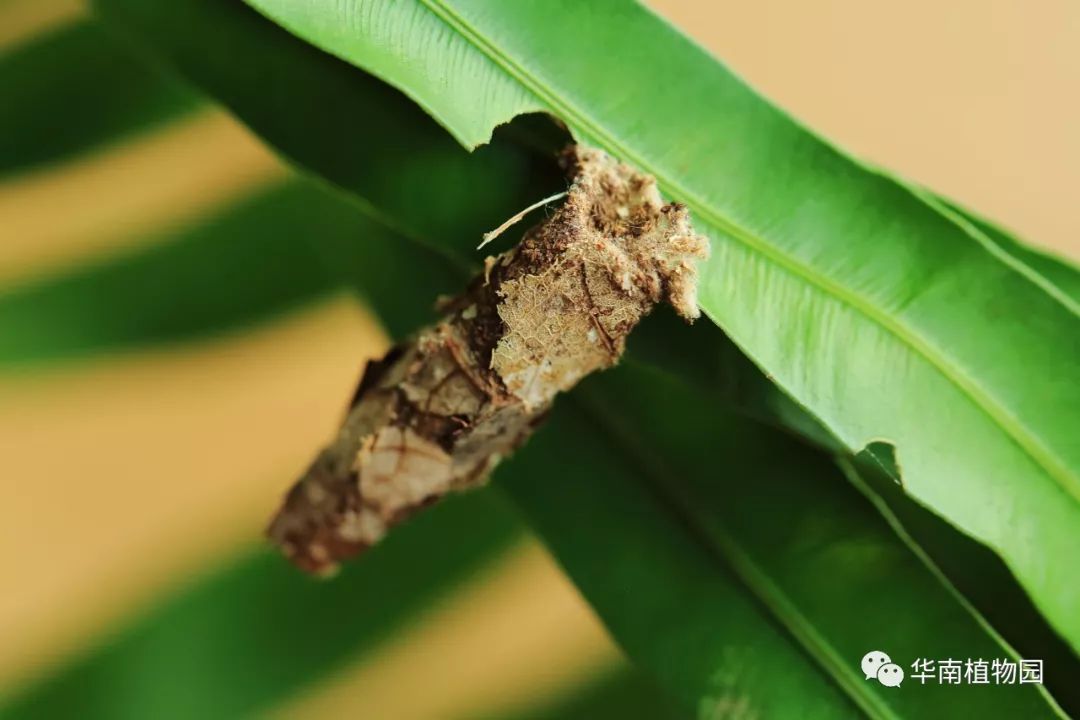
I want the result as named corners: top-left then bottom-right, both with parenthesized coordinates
top-left (268, 145), bottom-right (709, 574)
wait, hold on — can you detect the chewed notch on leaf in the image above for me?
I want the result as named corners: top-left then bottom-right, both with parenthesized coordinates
top-left (268, 145), bottom-right (710, 574)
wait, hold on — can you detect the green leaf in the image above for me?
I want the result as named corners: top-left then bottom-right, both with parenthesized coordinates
top-left (633, 312), bottom-right (1080, 711)
top-left (508, 364), bottom-right (1059, 717)
top-left (0, 20), bottom-right (198, 176)
top-left (0, 178), bottom-right (466, 365)
top-left (845, 447), bottom-right (1080, 710)
top-left (635, 197), bottom-right (1080, 705)
top-left (505, 406), bottom-right (859, 718)
top-left (0, 490), bottom-right (523, 720)
top-left (0, 182), bottom-right (332, 364)
top-left (490, 667), bottom-right (688, 720)
top-left (930, 195), bottom-right (1080, 304)
top-left (221, 0), bottom-right (1080, 652)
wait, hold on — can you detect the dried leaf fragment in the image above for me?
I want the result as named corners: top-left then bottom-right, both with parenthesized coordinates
top-left (269, 145), bottom-right (710, 574)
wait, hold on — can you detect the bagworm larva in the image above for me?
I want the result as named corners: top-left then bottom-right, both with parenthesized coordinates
top-left (269, 146), bottom-right (709, 574)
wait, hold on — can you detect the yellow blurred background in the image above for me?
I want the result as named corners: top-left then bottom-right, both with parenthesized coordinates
top-left (0, 0), bottom-right (1076, 717)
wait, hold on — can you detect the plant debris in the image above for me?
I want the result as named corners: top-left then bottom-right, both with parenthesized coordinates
top-left (268, 145), bottom-right (710, 574)
top-left (477, 190), bottom-right (567, 249)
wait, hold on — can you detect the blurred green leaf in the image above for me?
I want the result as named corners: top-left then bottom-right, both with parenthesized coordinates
top-left (846, 448), bottom-right (1080, 710)
top-left (504, 406), bottom-right (859, 718)
top-left (238, 0), bottom-right (1080, 652)
top-left (633, 313), bottom-right (1080, 712)
top-left (0, 182), bottom-right (330, 363)
top-left (0, 179), bottom-right (463, 366)
top-left (499, 364), bottom-right (1059, 716)
top-left (490, 667), bottom-right (688, 720)
top-left (0, 489), bottom-right (523, 720)
top-left (0, 20), bottom-right (198, 176)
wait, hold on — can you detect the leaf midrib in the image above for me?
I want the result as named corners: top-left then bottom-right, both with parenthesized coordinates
top-left (575, 388), bottom-right (899, 720)
top-left (416, 0), bottom-right (1079, 505)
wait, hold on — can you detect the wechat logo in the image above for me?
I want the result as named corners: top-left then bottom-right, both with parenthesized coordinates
top-left (862, 650), bottom-right (904, 687)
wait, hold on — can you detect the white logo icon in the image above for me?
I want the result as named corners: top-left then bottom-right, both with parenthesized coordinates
top-left (861, 650), bottom-right (891, 680)
top-left (862, 650), bottom-right (904, 687)
top-left (877, 662), bottom-right (905, 687)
